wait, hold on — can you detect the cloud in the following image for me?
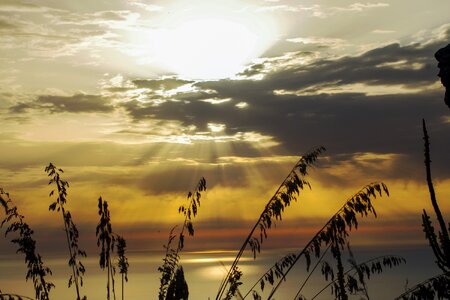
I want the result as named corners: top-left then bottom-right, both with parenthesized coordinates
top-left (10, 94), bottom-right (114, 114)
top-left (48, 9), bottom-right (140, 27)
top-left (257, 4), bottom-right (304, 12)
top-left (0, 5), bottom-right (140, 61)
top-left (0, 19), bottom-right (16, 31)
top-left (286, 36), bottom-right (346, 46)
top-left (113, 36), bottom-right (449, 179)
top-left (257, 2), bottom-right (389, 18)
top-left (5, 21), bottom-right (449, 184)
top-left (8, 102), bottom-right (33, 113)
top-left (316, 2), bottom-right (390, 18)
top-left (127, 1), bottom-right (163, 12)
top-left (251, 42), bottom-right (439, 90)
top-left (0, 0), bottom-right (48, 12)
top-left (345, 2), bottom-right (389, 11)
top-left (37, 94), bottom-right (114, 113)
top-left (132, 78), bottom-right (193, 90)
top-left (372, 29), bottom-right (396, 34)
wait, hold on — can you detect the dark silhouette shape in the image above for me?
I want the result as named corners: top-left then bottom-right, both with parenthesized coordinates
top-left (216, 147), bottom-right (326, 300)
top-left (393, 120), bottom-right (450, 299)
top-left (263, 183), bottom-right (389, 300)
top-left (116, 235), bottom-right (129, 300)
top-left (96, 197), bottom-right (116, 300)
top-left (435, 43), bottom-right (450, 108)
top-left (158, 178), bottom-right (206, 300)
top-left (1, 189), bottom-right (54, 300)
top-left (422, 119), bottom-right (450, 272)
top-left (45, 163), bottom-right (87, 300)
top-left (166, 266), bottom-right (189, 300)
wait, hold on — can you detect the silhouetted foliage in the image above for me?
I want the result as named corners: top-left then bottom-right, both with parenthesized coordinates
top-left (96, 197), bottom-right (116, 300)
top-left (1, 119), bottom-right (446, 300)
top-left (0, 188), bottom-right (54, 300)
top-left (116, 235), bottom-right (129, 300)
top-left (395, 120), bottom-right (450, 299)
top-left (421, 120), bottom-right (450, 272)
top-left (166, 266), bottom-right (189, 300)
top-left (244, 181), bottom-right (388, 300)
top-left (159, 227), bottom-right (179, 300)
top-left (310, 246), bottom-right (405, 300)
top-left (223, 266), bottom-right (243, 300)
top-left (158, 177), bottom-right (206, 300)
top-left (45, 163), bottom-right (86, 300)
top-left (216, 147), bottom-right (326, 300)
top-left (395, 273), bottom-right (450, 300)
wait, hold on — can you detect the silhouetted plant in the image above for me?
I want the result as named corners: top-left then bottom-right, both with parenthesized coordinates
top-left (223, 266), bottom-right (243, 300)
top-left (159, 226), bottom-right (179, 300)
top-left (96, 197), bottom-right (116, 300)
top-left (421, 120), bottom-right (450, 272)
top-left (330, 229), bottom-right (348, 300)
top-left (45, 163), bottom-right (86, 300)
top-left (216, 147), bottom-right (325, 300)
top-left (243, 182), bottom-right (389, 300)
top-left (116, 235), bottom-right (129, 300)
top-left (166, 266), bottom-right (189, 300)
top-left (394, 273), bottom-right (450, 300)
top-left (394, 120), bottom-right (450, 299)
top-left (158, 177), bottom-right (207, 300)
top-left (0, 188), bottom-right (54, 300)
top-left (309, 245), bottom-right (405, 300)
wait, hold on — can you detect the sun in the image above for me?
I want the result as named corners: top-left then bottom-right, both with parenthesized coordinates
top-left (145, 3), bottom-right (277, 80)
top-left (154, 18), bottom-right (261, 80)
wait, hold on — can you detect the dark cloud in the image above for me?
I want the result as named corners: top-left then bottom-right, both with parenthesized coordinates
top-left (251, 42), bottom-right (439, 92)
top-left (132, 78), bottom-right (193, 90)
top-left (262, 39), bottom-right (331, 58)
top-left (14, 93), bottom-right (114, 113)
top-left (9, 94), bottom-right (114, 114)
top-left (238, 62), bottom-right (267, 77)
top-left (8, 102), bottom-right (34, 113)
top-left (119, 39), bottom-right (450, 178)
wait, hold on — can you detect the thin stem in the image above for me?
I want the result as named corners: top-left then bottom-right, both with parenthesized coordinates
top-left (107, 258), bottom-right (110, 300)
top-left (292, 244), bottom-right (331, 300)
top-left (423, 119), bottom-right (450, 262)
top-left (110, 260), bottom-right (117, 300)
top-left (333, 240), bottom-right (348, 300)
top-left (61, 207), bottom-right (80, 300)
top-left (122, 273), bottom-right (125, 300)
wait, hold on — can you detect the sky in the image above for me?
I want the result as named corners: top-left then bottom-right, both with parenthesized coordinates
top-left (0, 0), bottom-right (450, 299)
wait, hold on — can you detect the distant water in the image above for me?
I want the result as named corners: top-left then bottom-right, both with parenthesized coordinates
top-left (0, 245), bottom-right (441, 299)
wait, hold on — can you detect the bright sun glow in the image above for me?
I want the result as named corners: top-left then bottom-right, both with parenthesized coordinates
top-left (153, 18), bottom-right (266, 80)
top-left (137, 1), bottom-right (278, 80)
